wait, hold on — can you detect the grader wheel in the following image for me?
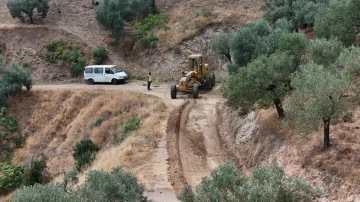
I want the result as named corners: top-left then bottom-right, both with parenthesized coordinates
top-left (171, 84), bottom-right (177, 99)
top-left (193, 84), bottom-right (199, 98)
top-left (211, 73), bottom-right (215, 87)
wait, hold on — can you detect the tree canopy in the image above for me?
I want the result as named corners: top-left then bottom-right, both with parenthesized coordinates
top-left (211, 32), bottom-right (232, 62)
top-left (7, 0), bottom-right (49, 23)
top-left (263, 0), bottom-right (329, 31)
top-left (224, 33), bottom-right (307, 118)
top-left (96, 0), bottom-right (157, 40)
top-left (307, 38), bottom-right (343, 66)
top-left (0, 56), bottom-right (32, 107)
top-left (314, 0), bottom-right (360, 47)
top-left (285, 63), bottom-right (350, 148)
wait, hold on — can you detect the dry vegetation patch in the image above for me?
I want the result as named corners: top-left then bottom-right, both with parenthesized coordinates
top-left (8, 90), bottom-right (167, 180)
top-left (228, 106), bottom-right (360, 200)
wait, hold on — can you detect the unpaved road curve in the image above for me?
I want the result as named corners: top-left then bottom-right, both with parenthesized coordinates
top-left (32, 81), bottom-right (185, 107)
top-left (33, 82), bottom-right (233, 198)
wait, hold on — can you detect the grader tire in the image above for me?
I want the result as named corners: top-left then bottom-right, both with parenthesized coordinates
top-left (193, 84), bottom-right (199, 98)
top-left (205, 75), bottom-right (212, 88)
top-left (171, 84), bottom-right (177, 99)
top-left (211, 73), bottom-right (215, 87)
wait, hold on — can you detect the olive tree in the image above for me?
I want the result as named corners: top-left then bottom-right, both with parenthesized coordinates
top-left (211, 32), bottom-right (232, 62)
top-left (263, 0), bottom-right (328, 31)
top-left (337, 46), bottom-right (360, 76)
top-left (7, 0), bottom-right (49, 24)
top-left (307, 38), bottom-right (343, 66)
top-left (228, 20), bottom-right (271, 73)
top-left (178, 162), bottom-right (319, 202)
top-left (285, 63), bottom-right (351, 148)
top-left (224, 33), bottom-right (307, 119)
top-left (96, 0), bottom-right (156, 40)
top-left (227, 19), bottom-right (299, 73)
top-left (314, 0), bottom-right (360, 47)
top-left (0, 56), bottom-right (32, 107)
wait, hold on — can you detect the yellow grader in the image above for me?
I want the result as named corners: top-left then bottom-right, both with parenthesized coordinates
top-left (170, 54), bottom-right (215, 99)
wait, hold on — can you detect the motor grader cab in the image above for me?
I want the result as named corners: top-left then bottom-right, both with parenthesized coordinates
top-left (171, 54), bottom-right (215, 99)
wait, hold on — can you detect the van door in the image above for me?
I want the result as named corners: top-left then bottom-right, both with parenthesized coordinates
top-left (104, 67), bottom-right (115, 82)
top-left (94, 67), bottom-right (105, 82)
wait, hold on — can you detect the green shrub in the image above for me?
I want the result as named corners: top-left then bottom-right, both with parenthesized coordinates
top-left (92, 47), bottom-right (108, 65)
top-left (70, 63), bottom-right (83, 78)
top-left (77, 167), bottom-right (148, 202)
top-left (0, 163), bottom-right (22, 195)
top-left (178, 162), bottom-right (320, 202)
top-left (0, 107), bottom-right (21, 161)
top-left (45, 40), bottom-right (64, 52)
top-left (13, 183), bottom-right (76, 202)
top-left (44, 40), bottom-right (86, 77)
top-left (44, 51), bottom-right (56, 63)
top-left (134, 13), bottom-right (170, 38)
top-left (73, 139), bottom-right (99, 171)
top-left (0, 107), bottom-right (18, 140)
top-left (21, 160), bottom-right (45, 186)
top-left (63, 169), bottom-right (78, 191)
top-left (134, 13), bottom-right (169, 48)
top-left (120, 117), bottom-right (140, 142)
top-left (93, 118), bottom-right (104, 127)
top-left (14, 167), bottom-right (148, 201)
top-left (141, 34), bottom-right (158, 49)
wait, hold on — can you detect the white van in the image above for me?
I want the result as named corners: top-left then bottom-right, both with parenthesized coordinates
top-left (84, 65), bottom-right (128, 85)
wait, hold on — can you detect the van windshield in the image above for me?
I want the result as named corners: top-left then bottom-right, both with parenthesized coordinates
top-left (111, 66), bottom-right (122, 73)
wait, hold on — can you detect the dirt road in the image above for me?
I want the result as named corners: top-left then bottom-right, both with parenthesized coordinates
top-left (33, 82), bottom-right (231, 200)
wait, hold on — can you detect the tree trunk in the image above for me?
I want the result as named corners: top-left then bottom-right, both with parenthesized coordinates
top-left (273, 98), bottom-right (285, 119)
top-left (29, 15), bottom-right (33, 24)
top-left (225, 52), bottom-right (232, 62)
top-left (323, 118), bottom-right (330, 149)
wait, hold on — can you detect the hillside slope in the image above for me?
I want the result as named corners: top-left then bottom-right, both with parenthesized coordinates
top-left (7, 89), bottom-right (167, 182)
top-left (0, 0), bottom-right (263, 83)
top-left (217, 107), bottom-right (360, 201)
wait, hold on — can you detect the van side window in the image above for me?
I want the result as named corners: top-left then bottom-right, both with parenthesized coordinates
top-left (85, 68), bottom-right (93, 73)
top-left (105, 68), bottom-right (114, 74)
top-left (94, 68), bottom-right (103, 74)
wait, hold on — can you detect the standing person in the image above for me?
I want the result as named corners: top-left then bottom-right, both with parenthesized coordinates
top-left (147, 72), bottom-right (152, 90)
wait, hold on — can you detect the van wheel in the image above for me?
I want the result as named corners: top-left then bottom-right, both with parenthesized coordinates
top-left (111, 79), bottom-right (117, 85)
top-left (88, 79), bottom-right (94, 85)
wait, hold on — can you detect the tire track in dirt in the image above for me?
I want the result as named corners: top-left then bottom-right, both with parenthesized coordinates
top-left (166, 101), bottom-right (190, 193)
top-left (167, 96), bottom-right (233, 193)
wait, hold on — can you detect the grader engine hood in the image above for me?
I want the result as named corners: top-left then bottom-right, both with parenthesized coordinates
top-left (179, 71), bottom-right (195, 91)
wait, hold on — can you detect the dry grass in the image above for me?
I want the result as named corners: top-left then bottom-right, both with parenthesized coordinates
top-left (232, 105), bottom-right (360, 199)
top-left (300, 107), bottom-right (360, 185)
top-left (154, 0), bottom-right (264, 51)
top-left (8, 90), bottom-right (167, 179)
